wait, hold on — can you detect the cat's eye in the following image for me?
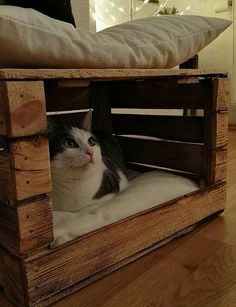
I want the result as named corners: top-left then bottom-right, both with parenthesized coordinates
top-left (88, 137), bottom-right (96, 147)
top-left (64, 138), bottom-right (78, 148)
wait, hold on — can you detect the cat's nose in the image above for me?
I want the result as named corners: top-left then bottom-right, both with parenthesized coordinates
top-left (86, 149), bottom-right (94, 159)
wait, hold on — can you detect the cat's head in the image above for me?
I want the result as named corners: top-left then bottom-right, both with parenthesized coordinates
top-left (48, 112), bottom-right (102, 172)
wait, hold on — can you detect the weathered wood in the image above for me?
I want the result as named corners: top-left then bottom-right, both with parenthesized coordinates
top-left (0, 81), bottom-right (47, 137)
top-left (11, 137), bottom-right (51, 202)
top-left (0, 70), bottom-right (229, 307)
top-left (0, 69), bottom-right (227, 81)
top-left (204, 76), bottom-right (229, 184)
top-left (177, 77), bottom-right (199, 84)
top-left (0, 248), bottom-right (26, 306)
top-left (112, 114), bottom-right (204, 142)
top-left (0, 82), bottom-right (7, 135)
top-left (204, 112), bottom-right (228, 183)
top-left (214, 163), bottom-right (227, 182)
top-left (0, 137), bottom-right (51, 205)
top-left (109, 79), bottom-right (211, 109)
top-left (215, 112), bottom-right (228, 149)
top-left (23, 183), bottom-right (226, 306)
top-left (213, 78), bottom-right (230, 111)
top-left (57, 80), bottom-right (90, 88)
top-left (34, 225), bottom-right (197, 307)
top-left (0, 147), bottom-right (13, 206)
top-left (90, 85), bottom-right (112, 132)
top-left (0, 197), bottom-right (53, 255)
top-left (117, 136), bottom-right (204, 174)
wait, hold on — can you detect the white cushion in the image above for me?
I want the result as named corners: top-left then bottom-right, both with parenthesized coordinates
top-left (53, 171), bottom-right (199, 246)
top-left (0, 6), bottom-right (231, 68)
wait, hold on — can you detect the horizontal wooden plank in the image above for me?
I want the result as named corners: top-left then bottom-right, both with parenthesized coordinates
top-left (0, 81), bottom-right (47, 137)
top-left (109, 79), bottom-right (210, 109)
top-left (24, 183), bottom-right (226, 305)
top-left (126, 162), bottom-right (201, 182)
top-left (10, 137), bottom-right (52, 201)
top-left (0, 69), bottom-right (227, 80)
top-left (0, 137), bottom-right (51, 205)
top-left (213, 78), bottom-right (230, 111)
top-left (45, 87), bottom-right (91, 112)
top-left (117, 136), bottom-right (204, 174)
top-left (112, 114), bottom-right (204, 142)
top-left (0, 197), bottom-right (53, 255)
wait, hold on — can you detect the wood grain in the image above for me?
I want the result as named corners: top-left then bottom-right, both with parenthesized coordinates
top-left (0, 69), bottom-right (227, 80)
top-left (0, 149), bottom-right (13, 205)
top-left (0, 81), bottom-right (47, 137)
top-left (117, 136), bottom-right (204, 174)
top-left (0, 248), bottom-right (26, 306)
top-left (0, 82), bottom-right (7, 135)
top-left (10, 137), bottom-right (51, 201)
top-left (213, 78), bottom-right (230, 111)
top-left (0, 137), bottom-right (51, 205)
top-left (215, 112), bottom-right (229, 149)
top-left (0, 197), bottom-right (53, 255)
top-left (112, 114), bottom-right (204, 142)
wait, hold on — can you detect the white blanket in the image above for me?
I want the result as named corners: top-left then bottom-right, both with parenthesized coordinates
top-left (53, 171), bottom-right (200, 246)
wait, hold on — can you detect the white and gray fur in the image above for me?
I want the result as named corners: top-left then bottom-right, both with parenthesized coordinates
top-left (48, 112), bottom-right (128, 212)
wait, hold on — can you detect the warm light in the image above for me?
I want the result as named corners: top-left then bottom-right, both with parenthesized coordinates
top-left (179, 5), bottom-right (190, 15)
top-left (92, 12), bottom-right (97, 21)
top-left (110, 15), bottom-right (116, 21)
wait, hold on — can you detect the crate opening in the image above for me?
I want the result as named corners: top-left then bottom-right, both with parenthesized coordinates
top-left (46, 101), bottom-right (204, 247)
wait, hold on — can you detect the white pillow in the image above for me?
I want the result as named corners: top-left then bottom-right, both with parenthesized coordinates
top-left (0, 6), bottom-right (232, 68)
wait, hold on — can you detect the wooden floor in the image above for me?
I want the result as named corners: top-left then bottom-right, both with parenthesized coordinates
top-left (1, 130), bottom-right (236, 307)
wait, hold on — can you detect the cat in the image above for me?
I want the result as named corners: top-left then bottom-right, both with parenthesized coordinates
top-left (48, 112), bottom-right (128, 212)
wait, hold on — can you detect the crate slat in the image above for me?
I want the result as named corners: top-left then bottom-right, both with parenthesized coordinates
top-left (0, 68), bottom-right (227, 80)
top-left (110, 79), bottom-right (210, 109)
top-left (215, 112), bottom-right (228, 149)
top-left (117, 136), bottom-right (204, 174)
top-left (0, 81), bottom-right (47, 137)
top-left (0, 137), bottom-right (51, 205)
top-left (213, 78), bottom-right (230, 111)
top-left (112, 114), bottom-right (204, 142)
top-left (0, 196), bottom-right (53, 254)
top-left (0, 248), bottom-right (26, 306)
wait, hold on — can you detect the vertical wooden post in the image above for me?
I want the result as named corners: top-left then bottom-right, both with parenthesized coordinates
top-left (204, 78), bottom-right (229, 184)
top-left (0, 81), bottom-right (53, 254)
top-left (90, 83), bottom-right (113, 132)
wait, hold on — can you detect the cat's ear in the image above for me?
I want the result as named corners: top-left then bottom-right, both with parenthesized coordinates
top-left (81, 111), bottom-right (92, 131)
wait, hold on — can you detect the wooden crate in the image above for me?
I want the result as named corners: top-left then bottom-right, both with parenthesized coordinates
top-left (0, 69), bottom-right (229, 306)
